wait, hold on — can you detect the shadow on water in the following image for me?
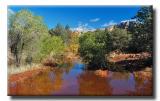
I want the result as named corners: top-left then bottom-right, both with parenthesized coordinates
top-left (106, 57), bottom-right (153, 72)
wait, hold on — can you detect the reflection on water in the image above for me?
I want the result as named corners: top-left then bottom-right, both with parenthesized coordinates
top-left (108, 72), bottom-right (135, 95)
top-left (8, 61), bottom-right (152, 96)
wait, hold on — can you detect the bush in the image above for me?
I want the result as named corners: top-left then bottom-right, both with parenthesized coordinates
top-left (107, 28), bottom-right (131, 51)
top-left (79, 31), bottom-right (107, 68)
top-left (38, 35), bottom-right (65, 62)
top-left (79, 28), bottom-right (131, 69)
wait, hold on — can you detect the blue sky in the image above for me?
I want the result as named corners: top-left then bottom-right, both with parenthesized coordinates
top-left (8, 6), bottom-right (141, 31)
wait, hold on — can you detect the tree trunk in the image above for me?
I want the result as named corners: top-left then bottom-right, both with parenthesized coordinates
top-left (15, 53), bottom-right (20, 67)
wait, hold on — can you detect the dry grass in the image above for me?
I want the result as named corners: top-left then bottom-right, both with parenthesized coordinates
top-left (8, 64), bottom-right (42, 75)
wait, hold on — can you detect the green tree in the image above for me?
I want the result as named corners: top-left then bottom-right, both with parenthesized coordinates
top-left (79, 28), bottom-right (131, 69)
top-left (49, 23), bottom-right (64, 36)
top-left (130, 6), bottom-right (153, 52)
top-left (39, 35), bottom-right (65, 60)
top-left (79, 31), bottom-right (107, 68)
top-left (8, 9), bottom-right (48, 67)
top-left (49, 24), bottom-right (71, 45)
top-left (107, 28), bottom-right (131, 51)
top-left (64, 24), bottom-right (72, 44)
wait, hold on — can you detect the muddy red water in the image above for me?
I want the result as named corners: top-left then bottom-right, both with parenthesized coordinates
top-left (8, 61), bottom-right (152, 96)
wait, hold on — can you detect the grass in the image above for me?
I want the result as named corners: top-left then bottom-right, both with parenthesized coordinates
top-left (8, 64), bottom-right (42, 75)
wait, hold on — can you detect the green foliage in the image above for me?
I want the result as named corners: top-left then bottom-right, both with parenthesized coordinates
top-left (130, 6), bottom-right (153, 52)
top-left (39, 35), bottom-right (65, 60)
top-left (49, 23), bottom-right (64, 36)
top-left (49, 24), bottom-right (71, 45)
top-left (107, 28), bottom-right (131, 51)
top-left (79, 28), bottom-right (131, 68)
top-left (8, 9), bottom-right (48, 66)
top-left (79, 31), bottom-right (107, 68)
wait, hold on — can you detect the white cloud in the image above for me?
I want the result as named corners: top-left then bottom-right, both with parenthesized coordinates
top-left (90, 18), bottom-right (100, 22)
top-left (71, 22), bottom-right (96, 32)
top-left (121, 19), bottom-right (137, 23)
top-left (102, 20), bottom-right (117, 27)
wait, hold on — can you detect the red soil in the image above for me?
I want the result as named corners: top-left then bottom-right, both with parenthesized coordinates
top-left (9, 52), bottom-right (151, 83)
top-left (108, 52), bottom-right (151, 62)
top-left (8, 67), bottom-right (48, 83)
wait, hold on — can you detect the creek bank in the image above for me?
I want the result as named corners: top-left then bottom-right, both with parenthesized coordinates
top-left (8, 67), bottom-right (49, 83)
top-left (8, 52), bottom-right (152, 84)
top-left (106, 52), bottom-right (152, 72)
